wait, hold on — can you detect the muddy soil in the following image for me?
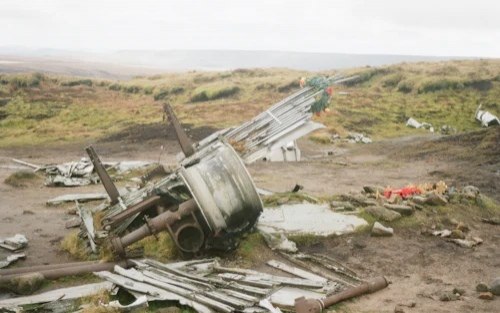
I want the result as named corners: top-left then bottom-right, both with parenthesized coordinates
top-left (0, 128), bottom-right (498, 312)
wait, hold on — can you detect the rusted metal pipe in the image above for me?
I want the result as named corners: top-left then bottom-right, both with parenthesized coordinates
top-left (102, 195), bottom-right (162, 229)
top-left (294, 276), bottom-right (389, 313)
top-left (0, 260), bottom-right (101, 276)
top-left (0, 260), bottom-right (132, 286)
top-left (111, 198), bottom-right (203, 256)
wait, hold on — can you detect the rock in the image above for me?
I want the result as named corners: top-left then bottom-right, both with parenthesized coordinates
top-left (450, 229), bottom-right (465, 239)
top-left (411, 196), bottom-right (427, 204)
top-left (330, 201), bottom-right (356, 211)
top-left (5, 273), bottom-right (45, 295)
top-left (490, 277), bottom-right (500, 296)
top-left (371, 222), bottom-right (394, 236)
top-left (452, 288), bottom-right (465, 295)
top-left (363, 185), bottom-right (385, 194)
top-left (476, 282), bottom-right (489, 292)
top-left (424, 194), bottom-right (448, 206)
top-left (462, 185), bottom-right (480, 199)
top-left (383, 204), bottom-right (414, 216)
top-left (394, 305), bottom-right (405, 313)
top-left (340, 193), bottom-right (369, 206)
top-left (66, 207), bottom-right (78, 215)
top-left (365, 206), bottom-right (402, 222)
top-left (439, 291), bottom-right (460, 301)
top-left (456, 222), bottom-right (469, 232)
top-left (22, 210), bottom-right (34, 215)
top-left (478, 292), bottom-right (494, 300)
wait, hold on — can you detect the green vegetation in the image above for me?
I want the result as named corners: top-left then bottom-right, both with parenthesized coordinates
top-left (0, 60), bottom-right (499, 147)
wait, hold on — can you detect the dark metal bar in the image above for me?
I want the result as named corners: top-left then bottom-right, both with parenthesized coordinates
top-left (86, 146), bottom-right (120, 205)
top-left (163, 103), bottom-right (195, 157)
top-left (0, 260), bottom-right (100, 276)
top-left (294, 276), bottom-right (388, 313)
top-left (103, 195), bottom-right (162, 228)
top-left (0, 260), bottom-right (133, 286)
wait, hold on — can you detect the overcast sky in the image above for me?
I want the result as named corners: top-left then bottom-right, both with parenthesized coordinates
top-left (2, 0), bottom-right (499, 57)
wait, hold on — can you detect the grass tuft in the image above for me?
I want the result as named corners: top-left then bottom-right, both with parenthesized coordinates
top-left (4, 170), bottom-right (39, 187)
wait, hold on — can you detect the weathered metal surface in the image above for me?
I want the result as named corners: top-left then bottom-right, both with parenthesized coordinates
top-left (294, 276), bottom-right (388, 313)
top-left (0, 282), bottom-right (113, 308)
top-left (475, 104), bottom-right (500, 127)
top-left (0, 254), bottom-right (25, 269)
top-left (86, 146), bottom-right (120, 205)
top-left (0, 234), bottom-right (28, 251)
top-left (164, 103), bottom-right (196, 157)
top-left (46, 193), bottom-right (108, 205)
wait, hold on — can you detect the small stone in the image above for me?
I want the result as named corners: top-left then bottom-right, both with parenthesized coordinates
top-left (425, 194), bottom-right (448, 206)
top-left (66, 207), bottom-right (78, 215)
top-left (330, 201), bottom-right (355, 211)
top-left (462, 185), bottom-right (480, 199)
top-left (363, 185), bottom-right (385, 194)
top-left (411, 196), bottom-right (427, 204)
top-left (365, 206), bottom-right (402, 222)
top-left (372, 222), bottom-right (394, 236)
top-left (6, 273), bottom-right (45, 295)
top-left (478, 292), bottom-right (494, 300)
top-left (450, 229), bottom-right (465, 239)
top-left (490, 277), bottom-right (500, 296)
top-left (456, 222), bottom-right (469, 232)
top-left (22, 210), bottom-right (35, 215)
top-left (276, 197), bottom-right (290, 205)
top-left (383, 204), bottom-right (414, 216)
top-left (452, 288), bottom-right (465, 295)
top-left (394, 305), bottom-right (405, 313)
top-left (439, 291), bottom-right (459, 301)
top-left (476, 282), bottom-right (489, 292)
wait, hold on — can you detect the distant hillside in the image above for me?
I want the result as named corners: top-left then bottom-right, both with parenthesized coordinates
top-left (0, 59), bottom-right (498, 147)
top-left (0, 48), bottom-right (472, 78)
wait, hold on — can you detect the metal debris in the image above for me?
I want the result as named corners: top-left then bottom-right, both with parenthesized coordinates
top-left (207, 76), bottom-right (356, 163)
top-left (0, 234), bottom-right (28, 251)
top-left (92, 257), bottom-right (362, 312)
top-left (0, 253), bottom-right (25, 269)
top-left (257, 203), bottom-right (368, 236)
top-left (406, 117), bottom-right (434, 132)
top-left (0, 282), bottom-right (113, 308)
top-left (347, 132), bottom-right (372, 144)
top-left (46, 193), bottom-right (108, 205)
top-left (475, 104), bottom-right (500, 127)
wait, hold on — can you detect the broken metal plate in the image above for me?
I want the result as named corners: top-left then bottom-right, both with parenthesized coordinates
top-left (0, 253), bottom-right (25, 269)
top-left (258, 203), bottom-right (368, 236)
top-left (0, 234), bottom-right (28, 251)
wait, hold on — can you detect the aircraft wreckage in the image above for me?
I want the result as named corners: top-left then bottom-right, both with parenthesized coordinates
top-left (75, 76), bottom-right (356, 257)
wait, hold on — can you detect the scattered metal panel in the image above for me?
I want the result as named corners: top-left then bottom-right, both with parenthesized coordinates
top-left (94, 271), bottom-right (214, 313)
top-left (258, 203), bottom-right (368, 237)
top-left (0, 253), bottom-right (25, 269)
top-left (269, 287), bottom-right (324, 311)
top-left (266, 260), bottom-right (328, 283)
top-left (46, 193), bottom-right (108, 205)
top-left (0, 234), bottom-right (28, 251)
top-left (475, 104), bottom-right (500, 127)
top-left (0, 282), bottom-right (113, 308)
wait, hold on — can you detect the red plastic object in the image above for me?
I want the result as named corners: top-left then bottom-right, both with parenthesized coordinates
top-left (384, 186), bottom-right (421, 199)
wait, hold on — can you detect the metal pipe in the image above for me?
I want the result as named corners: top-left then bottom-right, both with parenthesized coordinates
top-left (0, 260), bottom-right (133, 286)
top-left (102, 195), bottom-right (162, 229)
top-left (111, 199), bottom-right (200, 256)
top-left (294, 276), bottom-right (388, 313)
top-left (0, 260), bottom-right (100, 276)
